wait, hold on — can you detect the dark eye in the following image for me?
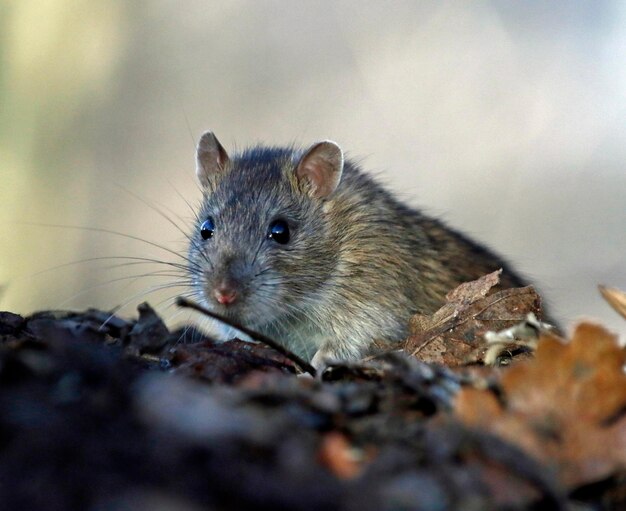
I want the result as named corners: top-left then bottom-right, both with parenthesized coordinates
top-left (268, 219), bottom-right (290, 244)
top-left (200, 217), bottom-right (215, 240)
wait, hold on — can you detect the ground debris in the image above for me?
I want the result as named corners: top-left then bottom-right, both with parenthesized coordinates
top-left (454, 322), bottom-right (626, 503)
top-left (403, 270), bottom-right (544, 367)
top-left (126, 302), bottom-right (171, 355)
top-left (0, 311), bottom-right (25, 336)
top-left (168, 338), bottom-right (298, 383)
top-left (0, 283), bottom-right (623, 510)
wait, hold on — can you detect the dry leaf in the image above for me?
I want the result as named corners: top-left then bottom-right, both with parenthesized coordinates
top-left (317, 431), bottom-right (364, 479)
top-left (599, 285), bottom-right (626, 320)
top-left (454, 322), bottom-right (626, 488)
top-left (404, 270), bottom-right (542, 366)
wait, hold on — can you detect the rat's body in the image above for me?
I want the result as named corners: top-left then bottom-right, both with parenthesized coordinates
top-left (188, 132), bottom-right (526, 367)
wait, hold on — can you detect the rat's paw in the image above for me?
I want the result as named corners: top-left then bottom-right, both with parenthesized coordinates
top-left (312, 342), bottom-right (365, 374)
top-left (311, 348), bottom-right (340, 373)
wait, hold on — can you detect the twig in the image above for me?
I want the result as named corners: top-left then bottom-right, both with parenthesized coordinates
top-left (176, 297), bottom-right (317, 377)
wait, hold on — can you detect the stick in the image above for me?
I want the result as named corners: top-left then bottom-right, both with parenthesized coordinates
top-left (176, 297), bottom-right (317, 377)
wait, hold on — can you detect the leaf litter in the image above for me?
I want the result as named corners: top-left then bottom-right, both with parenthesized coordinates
top-left (403, 270), bottom-right (548, 367)
top-left (0, 270), bottom-right (624, 510)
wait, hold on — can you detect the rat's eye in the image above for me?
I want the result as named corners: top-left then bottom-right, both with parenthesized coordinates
top-left (200, 217), bottom-right (215, 240)
top-left (268, 219), bottom-right (290, 244)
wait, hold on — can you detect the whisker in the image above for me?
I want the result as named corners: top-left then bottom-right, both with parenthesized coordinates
top-left (98, 280), bottom-right (193, 330)
top-left (124, 169), bottom-right (238, 280)
top-left (167, 179), bottom-right (202, 224)
top-left (18, 222), bottom-right (204, 273)
top-left (56, 271), bottom-right (193, 309)
top-left (181, 105), bottom-right (197, 149)
top-left (113, 185), bottom-right (199, 249)
top-left (31, 255), bottom-right (192, 277)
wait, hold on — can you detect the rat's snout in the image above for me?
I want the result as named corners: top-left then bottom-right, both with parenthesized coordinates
top-left (213, 281), bottom-right (238, 306)
top-left (205, 254), bottom-right (249, 309)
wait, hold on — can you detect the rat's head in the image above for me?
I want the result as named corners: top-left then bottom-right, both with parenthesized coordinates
top-left (188, 131), bottom-right (344, 330)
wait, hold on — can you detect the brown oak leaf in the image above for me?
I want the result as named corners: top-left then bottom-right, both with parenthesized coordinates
top-left (454, 322), bottom-right (626, 489)
top-left (404, 270), bottom-right (542, 366)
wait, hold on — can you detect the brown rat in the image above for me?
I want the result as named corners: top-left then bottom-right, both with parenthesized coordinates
top-left (188, 131), bottom-right (529, 369)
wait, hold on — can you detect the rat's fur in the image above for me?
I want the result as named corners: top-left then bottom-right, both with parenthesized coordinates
top-left (188, 132), bottom-right (526, 367)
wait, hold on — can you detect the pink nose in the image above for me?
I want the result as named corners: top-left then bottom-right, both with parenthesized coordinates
top-left (213, 286), bottom-right (238, 305)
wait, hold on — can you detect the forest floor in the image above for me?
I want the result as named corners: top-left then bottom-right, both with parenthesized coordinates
top-left (0, 271), bottom-right (625, 511)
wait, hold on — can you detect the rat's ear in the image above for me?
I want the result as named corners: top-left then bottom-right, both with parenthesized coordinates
top-left (295, 141), bottom-right (344, 198)
top-left (196, 131), bottom-right (230, 188)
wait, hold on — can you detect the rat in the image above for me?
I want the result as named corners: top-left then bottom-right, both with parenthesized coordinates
top-left (188, 131), bottom-right (530, 369)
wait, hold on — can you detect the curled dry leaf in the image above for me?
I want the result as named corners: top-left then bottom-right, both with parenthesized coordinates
top-left (599, 284), bottom-right (626, 321)
top-left (403, 270), bottom-right (542, 366)
top-left (454, 322), bottom-right (626, 489)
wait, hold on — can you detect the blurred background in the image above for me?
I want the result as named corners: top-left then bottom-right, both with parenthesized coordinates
top-left (1, 0), bottom-right (625, 337)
